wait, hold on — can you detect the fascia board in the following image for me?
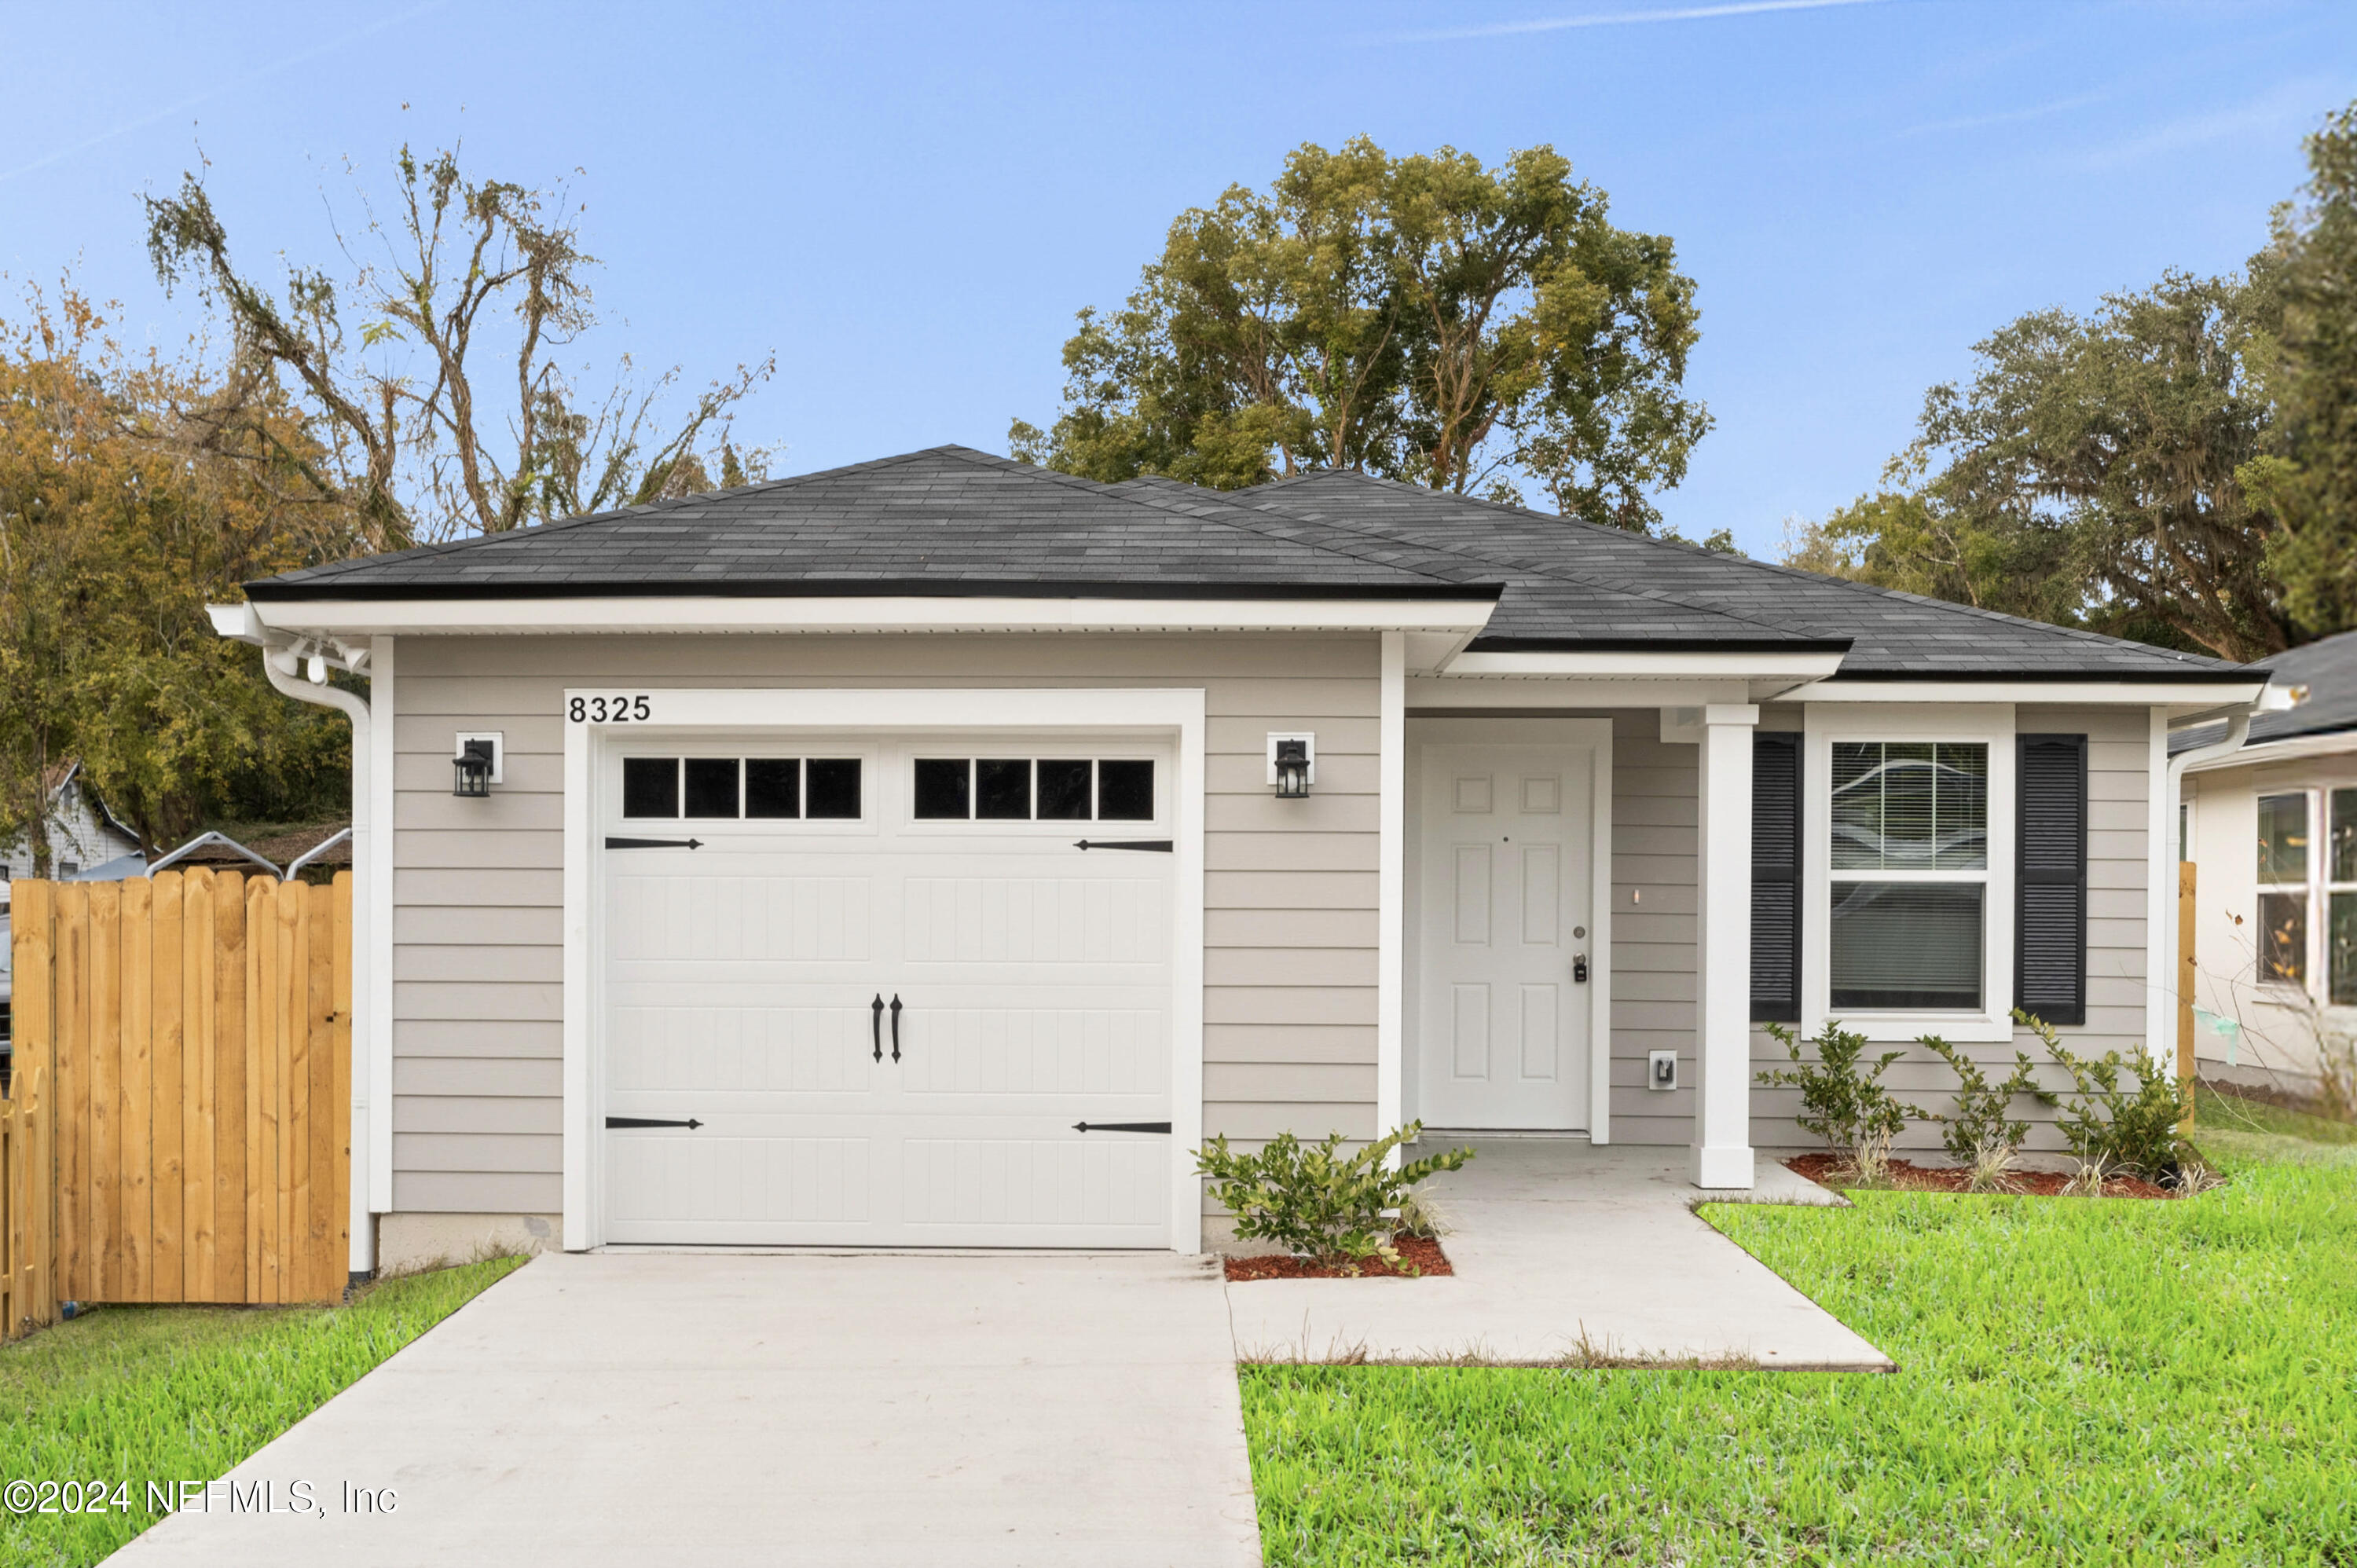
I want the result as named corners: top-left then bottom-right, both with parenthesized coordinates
top-left (1438, 650), bottom-right (1847, 680)
top-left (243, 595), bottom-right (1501, 638)
top-left (1785, 678), bottom-right (2268, 706)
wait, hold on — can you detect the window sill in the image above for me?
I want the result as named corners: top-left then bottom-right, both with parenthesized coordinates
top-left (1808, 1010), bottom-right (2014, 1044)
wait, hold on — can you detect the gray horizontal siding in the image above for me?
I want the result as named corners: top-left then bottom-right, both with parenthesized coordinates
top-left (390, 631), bottom-right (1381, 1214)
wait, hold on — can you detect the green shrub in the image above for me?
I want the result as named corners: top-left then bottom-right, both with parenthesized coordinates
top-left (1195, 1123), bottom-right (1473, 1266)
top-left (1920, 1035), bottom-right (2040, 1178)
top-left (1760, 1019), bottom-right (1924, 1172)
top-left (2015, 1009), bottom-right (2188, 1179)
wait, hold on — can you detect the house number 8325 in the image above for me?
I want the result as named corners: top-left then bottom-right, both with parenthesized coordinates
top-left (568, 695), bottom-right (652, 724)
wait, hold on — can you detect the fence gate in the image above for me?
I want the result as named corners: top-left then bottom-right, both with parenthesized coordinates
top-left (4, 869), bottom-right (350, 1334)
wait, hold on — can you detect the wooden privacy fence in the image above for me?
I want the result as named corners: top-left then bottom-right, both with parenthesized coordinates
top-left (4, 870), bottom-right (350, 1336)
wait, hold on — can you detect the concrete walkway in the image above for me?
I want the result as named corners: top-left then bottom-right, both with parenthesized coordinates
top-left (114, 1251), bottom-right (1262, 1567)
top-left (1222, 1140), bottom-right (1892, 1371)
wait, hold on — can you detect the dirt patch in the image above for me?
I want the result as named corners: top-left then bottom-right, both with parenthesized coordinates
top-left (1783, 1153), bottom-right (2177, 1200)
top-left (1222, 1236), bottom-right (1454, 1281)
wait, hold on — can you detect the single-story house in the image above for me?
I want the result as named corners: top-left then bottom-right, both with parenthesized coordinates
top-left (2179, 627), bottom-right (2357, 1097)
top-left (209, 446), bottom-right (2277, 1273)
top-left (0, 760), bottom-right (145, 885)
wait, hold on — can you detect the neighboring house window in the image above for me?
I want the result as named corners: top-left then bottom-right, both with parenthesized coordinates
top-left (2256, 792), bottom-right (2310, 987)
top-left (1827, 742), bottom-right (1990, 1011)
top-left (2329, 789), bottom-right (2357, 1006)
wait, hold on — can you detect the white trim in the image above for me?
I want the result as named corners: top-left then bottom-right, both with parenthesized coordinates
top-left (1409, 676), bottom-right (1758, 709)
top-left (2145, 706), bottom-right (2173, 1068)
top-left (1803, 704), bottom-right (2017, 1043)
top-left (1376, 635), bottom-right (1406, 1146)
top-left (559, 686), bottom-right (1209, 1254)
top-left (246, 595), bottom-right (1500, 640)
top-left (1787, 679), bottom-right (2264, 709)
top-left (2183, 729), bottom-right (2357, 772)
top-left (1693, 705), bottom-right (1758, 1188)
top-left (1439, 650), bottom-right (1846, 681)
top-left (367, 636), bottom-right (396, 1231)
top-left (1403, 717), bottom-right (1614, 1143)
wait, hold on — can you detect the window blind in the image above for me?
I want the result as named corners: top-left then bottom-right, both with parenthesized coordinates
top-left (2015, 734), bottom-right (2088, 1027)
top-left (1751, 731), bottom-right (1802, 1021)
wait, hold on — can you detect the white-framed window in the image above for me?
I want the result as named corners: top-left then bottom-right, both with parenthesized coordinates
top-left (2257, 784), bottom-right (2357, 1006)
top-left (2256, 790), bottom-right (2310, 989)
top-left (1804, 705), bottom-right (2015, 1042)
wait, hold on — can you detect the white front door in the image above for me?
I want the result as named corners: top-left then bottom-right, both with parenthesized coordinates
top-left (599, 735), bottom-right (1174, 1247)
top-left (1417, 744), bottom-right (1594, 1130)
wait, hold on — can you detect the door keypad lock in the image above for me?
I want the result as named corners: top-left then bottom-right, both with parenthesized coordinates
top-left (1572, 953), bottom-right (1589, 984)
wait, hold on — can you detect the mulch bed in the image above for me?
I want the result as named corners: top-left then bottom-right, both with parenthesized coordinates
top-left (1785, 1153), bottom-right (2177, 1200)
top-left (1222, 1236), bottom-right (1454, 1281)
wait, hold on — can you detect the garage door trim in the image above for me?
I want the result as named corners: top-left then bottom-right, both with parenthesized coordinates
top-left (561, 686), bottom-right (1208, 1252)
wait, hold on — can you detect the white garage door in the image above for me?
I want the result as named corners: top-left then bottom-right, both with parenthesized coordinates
top-left (599, 735), bottom-right (1174, 1247)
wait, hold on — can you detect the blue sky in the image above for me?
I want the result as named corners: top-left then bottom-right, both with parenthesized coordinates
top-left (3, 1), bottom-right (2352, 555)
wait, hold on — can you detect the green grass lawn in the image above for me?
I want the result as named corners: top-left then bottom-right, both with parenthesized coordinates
top-left (0, 1256), bottom-right (525, 1568)
top-left (1242, 1135), bottom-right (2357, 1566)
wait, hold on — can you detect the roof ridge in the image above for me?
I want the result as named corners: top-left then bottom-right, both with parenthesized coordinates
top-left (1266, 471), bottom-right (2240, 671)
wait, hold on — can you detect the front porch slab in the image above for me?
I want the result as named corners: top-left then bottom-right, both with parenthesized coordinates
top-left (1222, 1140), bottom-right (1893, 1371)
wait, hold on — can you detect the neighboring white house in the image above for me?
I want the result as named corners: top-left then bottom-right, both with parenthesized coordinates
top-left (2180, 628), bottom-right (2357, 1098)
top-left (0, 760), bottom-right (144, 886)
top-left (209, 446), bottom-right (2275, 1273)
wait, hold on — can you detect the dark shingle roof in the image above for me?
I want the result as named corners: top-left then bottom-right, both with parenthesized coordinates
top-left (1232, 471), bottom-right (2247, 681)
top-left (247, 445), bottom-right (2256, 683)
top-left (251, 448), bottom-right (1486, 602)
top-left (2172, 627), bottom-right (2357, 753)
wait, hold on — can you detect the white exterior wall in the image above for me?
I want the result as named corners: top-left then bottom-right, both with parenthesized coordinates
top-left (2186, 753), bottom-right (2351, 1090)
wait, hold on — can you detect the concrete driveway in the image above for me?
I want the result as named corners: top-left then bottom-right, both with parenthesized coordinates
top-left (113, 1251), bottom-right (1263, 1567)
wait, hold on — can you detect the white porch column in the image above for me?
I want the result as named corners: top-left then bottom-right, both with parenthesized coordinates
top-left (1692, 703), bottom-right (1758, 1190)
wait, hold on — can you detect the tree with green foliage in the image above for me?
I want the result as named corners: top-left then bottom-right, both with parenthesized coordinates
top-left (0, 288), bottom-right (354, 864)
top-left (145, 145), bottom-right (775, 546)
top-left (1786, 267), bottom-right (2286, 661)
top-left (1012, 137), bottom-right (1710, 531)
top-left (2248, 103), bottom-right (2357, 638)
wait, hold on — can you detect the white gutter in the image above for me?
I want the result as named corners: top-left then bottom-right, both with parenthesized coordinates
top-left (238, 594), bottom-right (1503, 640)
top-left (252, 636), bottom-right (376, 1281)
top-left (2155, 709), bottom-right (2253, 1077)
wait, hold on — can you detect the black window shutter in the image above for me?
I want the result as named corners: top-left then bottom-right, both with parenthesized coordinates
top-left (2016, 735), bottom-right (2088, 1027)
top-left (1750, 732), bottom-right (1802, 1022)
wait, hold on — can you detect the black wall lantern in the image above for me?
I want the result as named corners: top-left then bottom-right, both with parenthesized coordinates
top-left (1272, 737), bottom-right (1311, 800)
top-left (453, 738), bottom-right (496, 798)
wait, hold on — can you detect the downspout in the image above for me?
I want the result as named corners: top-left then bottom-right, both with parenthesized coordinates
top-left (2160, 710), bottom-right (2252, 1081)
top-left (261, 646), bottom-right (376, 1282)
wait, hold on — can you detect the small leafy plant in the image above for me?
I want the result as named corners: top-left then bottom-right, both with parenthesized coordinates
top-left (2014, 1009), bottom-right (2188, 1182)
top-left (1195, 1123), bottom-right (1473, 1270)
top-left (1920, 1035), bottom-right (2041, 1191)
top-left (1760, 1020), bottom-right (1925, 1180)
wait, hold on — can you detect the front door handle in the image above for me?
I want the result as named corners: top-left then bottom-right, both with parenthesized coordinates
top-left (889, 995), bottom-right (903, 1062)
top-left (871, 995), bottom-right (884, 1062)
top-left (1573, 953), bottom-right (1589, 984)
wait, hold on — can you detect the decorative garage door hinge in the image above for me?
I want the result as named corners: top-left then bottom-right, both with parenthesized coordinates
top-left (605, 1116), bottom-right (705, 1129)
top-left (1072, 839), bottom-right (1172, 852)
top-left (606, 836), bottom-right (704, 850)
top-left (1072, 1121), bottom-right (1173, 1134)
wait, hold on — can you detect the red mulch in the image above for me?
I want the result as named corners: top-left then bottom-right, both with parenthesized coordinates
top-left (1784, 1152), bottom-right (2177, 1200)
top-left (1222, 1236), bottom-right (1454, 1281)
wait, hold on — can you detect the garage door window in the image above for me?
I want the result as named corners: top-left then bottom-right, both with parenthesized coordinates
top-left (913, 758), bottom-right (1153, 822)
top-left (622, 757), bottom-right (862, 819)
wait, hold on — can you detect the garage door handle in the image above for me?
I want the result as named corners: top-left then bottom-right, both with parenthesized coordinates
top-left (889, 994), bottom-right (903, 1062)
top-left (871, 995), bottom-right (884, 1062)
top-left (1074, 839), bottom-right (1172, 852)
top-left (1073, 1121), bottom-right (1173, 1134)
